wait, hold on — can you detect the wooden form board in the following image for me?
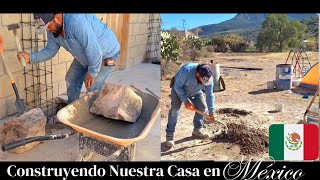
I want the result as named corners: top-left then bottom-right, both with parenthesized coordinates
top-left (104, 14), bottom-right (130, 70)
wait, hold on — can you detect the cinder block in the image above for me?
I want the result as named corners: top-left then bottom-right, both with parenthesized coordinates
top-left (137, 14), bottom-right (144, 23)
top-left (132, 24), bottom-right (138, 36)
top-left (52, 82), bottom-right (59, 98)
top-left (154, 14), bottom-right (160, 19)
top-left (1, 14), bottom-right (20, 26)
top-left (51, 53), bottom-right (60, 65)
top-left (0, 27), bottom-right (17, 51)
top-left (145, 14), bottom-right (151, 22)
top-left (0, 75), bottom-right (14, 98)
top-left (139, 45), bottom-right (147, 55)
top-left (128, 36), bottom-right (136, 48)
top-left (58, 81), bottom-right (67, 95)
top-left (5, 95), bottom-right (17, 116)
top-left (13, 71), bottom-right (27, 91)
top-left (146, 14), bottom-right (151, 22)
top-left (140, 23), bottom-right (147, 34)
top-left (137, 35), bottom-right (144, 46)
top-left (37, 82), bottom-right (58, 104)
top-left (59, 48), bottom-right (74, 63)
top-left (130, 47), bottom-right (138, 59)
top-left (18, 27), bottom-right (36, 44)
top-left (134, 56), bottom-right (142, 65)
top-left (2, 50), bottom-right (24, 73)
top-left (130, 14), bottom-right (138, 23)
top-left (21, 13), bottom-right (32, 22)
top-left (129, 24), bottom-right (134, 36)
top-left (52, 63), bottom-right (67, 83)
top-left (0, 98), bottom-right (7, 119)
top-left (143, 34), bottom-right (149, 45)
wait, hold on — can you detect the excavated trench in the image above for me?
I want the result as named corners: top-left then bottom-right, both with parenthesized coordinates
top-left (213, 108), bottom-right (269, 155)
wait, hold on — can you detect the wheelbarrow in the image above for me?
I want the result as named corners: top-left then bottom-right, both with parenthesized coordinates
top-left (2, 90), bottom-right (160, 161)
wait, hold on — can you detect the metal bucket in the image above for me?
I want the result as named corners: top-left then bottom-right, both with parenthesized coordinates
top-left (276, 64), bottom-right (293, 90)
top-left (306, 108), bottom-right (319, 126)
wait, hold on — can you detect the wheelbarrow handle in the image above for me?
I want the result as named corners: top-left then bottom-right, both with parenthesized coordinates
top-left (130, 85), bottom-right (143, 93)
top-left (2, 131), bottom-right (76, 152)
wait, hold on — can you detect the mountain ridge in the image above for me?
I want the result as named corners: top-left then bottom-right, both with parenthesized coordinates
top-left (192, 14), bottom-right (317, 39)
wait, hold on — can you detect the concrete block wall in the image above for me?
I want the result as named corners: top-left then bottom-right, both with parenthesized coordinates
top-left (127, 14), bottom-right (152, 68)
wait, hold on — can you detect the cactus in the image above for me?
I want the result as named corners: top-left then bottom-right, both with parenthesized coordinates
top-left (161, 31), bottom-right (180, 62)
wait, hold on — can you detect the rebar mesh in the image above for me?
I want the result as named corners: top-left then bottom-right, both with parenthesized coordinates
top-left (21, 14), bottom-right (54, 120)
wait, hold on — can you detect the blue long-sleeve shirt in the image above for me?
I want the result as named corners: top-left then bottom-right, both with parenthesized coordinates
top-left (30, 14), bottom-right (120, 77)
top-left (174, 63), bottom-right (215, 115)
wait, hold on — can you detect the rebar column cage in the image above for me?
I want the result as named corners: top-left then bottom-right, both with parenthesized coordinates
top-left (146, 14), bottom-right (161, 64)
top-left (20, 14), bottom-right (54, 119)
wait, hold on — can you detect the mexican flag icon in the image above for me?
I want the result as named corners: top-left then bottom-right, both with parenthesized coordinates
top-left (269, 124), bottom-right (318, 160)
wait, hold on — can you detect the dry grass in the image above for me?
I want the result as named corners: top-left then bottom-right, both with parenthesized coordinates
top-left (264, 51), bottom-right (318, 64)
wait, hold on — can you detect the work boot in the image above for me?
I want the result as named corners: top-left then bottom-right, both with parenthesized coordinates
top-left (192, 129), bottom-right (210, 139)
top-left (166, 136), bottom-right (175, 147)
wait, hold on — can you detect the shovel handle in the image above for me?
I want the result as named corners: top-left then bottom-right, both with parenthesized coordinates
top-left (192, 108), bottom-right (228, 130)
top-left (194, 108), bottom-right (212, 119)
top-left (12, 29), bottom-right (26, 67)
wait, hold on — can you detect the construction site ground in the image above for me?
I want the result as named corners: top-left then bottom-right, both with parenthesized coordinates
top-left (0, 63), bottom-right (161, 161)
top-left (161, 52), bottom-right (318, 161)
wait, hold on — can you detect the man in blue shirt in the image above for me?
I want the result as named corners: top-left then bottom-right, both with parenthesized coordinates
top-left (17, 13), bottom-right (120, 104)
top-left (166, 63), bottom-right (215, 147)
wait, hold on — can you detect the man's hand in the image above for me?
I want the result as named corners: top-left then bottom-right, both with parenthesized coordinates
top-left (85, 72), bottom-right (96, 88)
top-left (208, 114), bottom-right (215, 121)
top-left (185, 99), bottom-right (195, 111)
top-left (17, 51), bottom-right (30, 63)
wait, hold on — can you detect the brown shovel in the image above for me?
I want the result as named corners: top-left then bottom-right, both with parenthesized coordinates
top-left (0, 34), bottom-right (28, 116)
top-left (190, 107), bottom-right (228, 133)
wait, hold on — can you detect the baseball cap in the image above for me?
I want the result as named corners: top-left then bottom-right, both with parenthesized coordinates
top-left (33, 13), bottom-right (55, 25)
top-left (198, 64), bottom-right (213, 78)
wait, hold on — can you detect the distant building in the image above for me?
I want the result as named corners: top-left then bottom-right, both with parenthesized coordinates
top-left (185, 30), bottom-right (198, 38)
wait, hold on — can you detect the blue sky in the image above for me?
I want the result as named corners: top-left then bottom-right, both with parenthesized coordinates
top-left (160, 14), bottom-right (237, 30)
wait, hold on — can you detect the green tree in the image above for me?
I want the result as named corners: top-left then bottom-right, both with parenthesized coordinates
top-left (224, 34), bottom-right (249, 52)
top-left (211, 34), bottom-right (248, 52)
top-left (256, 14), bottom-right (307, 52)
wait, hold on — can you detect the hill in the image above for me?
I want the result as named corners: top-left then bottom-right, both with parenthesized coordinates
top-left (193, 14), bottom-right (317, 41)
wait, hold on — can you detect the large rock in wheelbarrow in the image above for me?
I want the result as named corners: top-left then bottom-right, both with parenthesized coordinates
top-left (0, 108), bottom-right (46, 153)
top-left (90, 83), bottom-right (143, 123)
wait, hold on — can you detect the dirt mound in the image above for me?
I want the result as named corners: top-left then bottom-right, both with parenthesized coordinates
top-left (214, 108), bottom-right (269, 155)
top-left (217, 108), bottom-right (252, 117)
top-left (227, 123), bottom-right (268, 155)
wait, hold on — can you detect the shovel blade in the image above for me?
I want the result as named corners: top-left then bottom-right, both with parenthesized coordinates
top-left (15, 99), bottom-right (28, 116)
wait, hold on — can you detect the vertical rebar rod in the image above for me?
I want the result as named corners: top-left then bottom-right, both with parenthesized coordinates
top-left (30, 15), bottom-right (36, 108)
top-left (21, 14), bottom-right (28, 109)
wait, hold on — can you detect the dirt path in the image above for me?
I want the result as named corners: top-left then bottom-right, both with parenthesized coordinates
top-left (161, 52), bottom-right (317, 160)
